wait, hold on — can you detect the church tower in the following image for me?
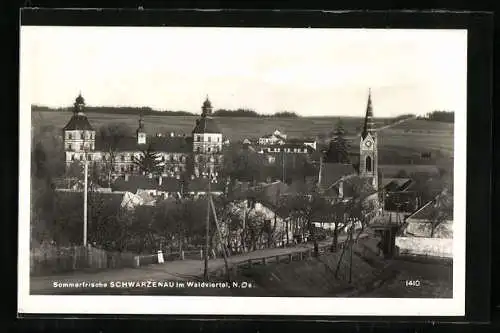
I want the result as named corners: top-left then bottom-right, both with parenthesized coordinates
top-left (136, 112), bottom-right (147, 145)
top-left (359, 89), bottom-right (378, 190)
top-left (63, 93), bottom-right (96, 165)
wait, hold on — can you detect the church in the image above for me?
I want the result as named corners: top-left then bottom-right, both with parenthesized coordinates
top-left (62, 94), bottom-right (225, 180)
top-left (318, 89), bottom-right (379, 199)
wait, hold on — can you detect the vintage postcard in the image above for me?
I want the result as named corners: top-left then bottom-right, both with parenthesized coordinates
top-left (18, 25), bottom-right (466, 316)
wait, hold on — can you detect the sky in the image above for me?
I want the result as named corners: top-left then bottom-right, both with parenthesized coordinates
top-left (21, 27), bottom-right (467, 117)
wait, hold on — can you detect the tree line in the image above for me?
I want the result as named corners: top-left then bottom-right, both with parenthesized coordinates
top-left (31, 105), bottom-right (194, 116)
top-left (31, 105), bottom-right (300, 118)
top-left (212, 109), bottom-right (299, 118)
top-left (418, 110), bottom-right (454, 123)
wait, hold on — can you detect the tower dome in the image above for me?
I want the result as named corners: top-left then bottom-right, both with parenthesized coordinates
top-left (201, 95), bottom-right (213, 116)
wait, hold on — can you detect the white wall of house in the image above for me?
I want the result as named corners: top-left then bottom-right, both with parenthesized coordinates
top-left (403, 219), bottom-right (453, 238)
top-left (193, 133), bottom-right (223, 153)
top-left (395, 237), bottom-right (453, 258)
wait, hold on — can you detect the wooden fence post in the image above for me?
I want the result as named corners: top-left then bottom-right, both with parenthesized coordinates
top-left (262, 257), bottom-right (267, 265)
top-left (200, 249), bottom-right (203, 261)
top-left (288, 253), bottom-right (293, 263)
top-left (134, 256), bottom-right (140, 268)
top-left (181, 250), bottom-right (185, 260)
top-left (276, 255), bottom-right (280, 264)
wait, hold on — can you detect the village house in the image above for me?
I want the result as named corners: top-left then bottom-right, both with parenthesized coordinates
top-left (395, 190), bottom-right (453, 258)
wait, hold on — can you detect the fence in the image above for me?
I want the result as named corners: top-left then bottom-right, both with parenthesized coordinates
top-left (30, 245), bottom-right (137, 276)
top-left (210, 241), bottom-right (350, 277)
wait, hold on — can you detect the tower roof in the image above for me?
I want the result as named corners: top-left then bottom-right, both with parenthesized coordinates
top-left (136, 112), bottom-right (145, 133)
top-left (75, 93), bottom-right (85, 105)
top-left (192, 116), bottom-right (221, 134)
top-left (201, 95), bottom-right (213, 116)
top-left (64, 93), bottom-right (92, 130)
top-left (63, 114), bottom-right (94, 131)
top-left (361, 89), bottom-right (375, 139)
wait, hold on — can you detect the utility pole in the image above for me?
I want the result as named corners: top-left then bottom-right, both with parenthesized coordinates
top-left (210, 196), bottom-right (230, 280)
top-left (203, 172), bottom-right (211, 280)
top-left (83, 158), bottom-right (88, 247)
top-left (348, 221), bottom-right (353, 283)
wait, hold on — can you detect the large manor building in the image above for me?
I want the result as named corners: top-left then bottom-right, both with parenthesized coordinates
top-left (62, 94), bottom-right (225, 179)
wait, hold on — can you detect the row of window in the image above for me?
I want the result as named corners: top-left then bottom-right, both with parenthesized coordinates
top-left (195, 146), bottom-right (221, 153)
top-left (261, 147), bottom-right (309, 153)
top-left (194, 155), bottom-right (222, 163)
top-left (113, 165), bottom-right (186, 173)
top-left (66, 132), bottom-right (95, 140)
top-left (70, 154), bottom-right (93, 161)
top-left (196, 136), bottom-right (221, 143)
top-left (66, 143), bottom-right (95, 151)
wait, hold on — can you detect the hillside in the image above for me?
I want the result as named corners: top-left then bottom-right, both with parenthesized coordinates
top-left (32, 111), bottom-right (454, 162)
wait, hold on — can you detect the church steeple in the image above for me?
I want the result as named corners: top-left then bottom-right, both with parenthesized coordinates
top-left (359, 88), bottom-right (378, 190)
top-left (361, 88), bottom-right (375, 139)
top-left (136, 112), bottom-right (146, 144)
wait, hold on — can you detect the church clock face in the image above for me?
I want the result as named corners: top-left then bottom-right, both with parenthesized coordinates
top-left (364, 140), bottom-right (372, 148)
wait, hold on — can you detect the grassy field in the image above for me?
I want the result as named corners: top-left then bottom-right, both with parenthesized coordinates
top-left (31, 111), bottom-right (454, 158)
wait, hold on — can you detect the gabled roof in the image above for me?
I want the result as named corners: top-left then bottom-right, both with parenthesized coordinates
top-left (63, 114), bottom-right (94, 131)
top-left (192, 116), bottom-right (221, 134)
top-left (112, 175), bottom-right (185, 193)
top-left (406, 192), bottom-right (454, 221)
top-left (381, 178), bottom-right (413, 192)
top-left (318, 162), bottom-right (356, 190)
top-left (186, 178), bottom-right (226, 192)
top-left (95, 136), bottom-right (193, 153)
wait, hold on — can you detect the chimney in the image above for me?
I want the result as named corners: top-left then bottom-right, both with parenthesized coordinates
top-left (125, 174), bottom-right (129, 182)
top-left (159, 176), bottom-right (162, 186)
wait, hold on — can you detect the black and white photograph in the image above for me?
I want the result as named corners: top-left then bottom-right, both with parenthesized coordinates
top-left (18, 25), bottom-right (466, 316)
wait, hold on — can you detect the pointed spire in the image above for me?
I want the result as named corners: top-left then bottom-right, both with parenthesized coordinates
top-left (361, 88), bottom-right (375, 139)
top-left (138, 111), bottom-right (145, 131)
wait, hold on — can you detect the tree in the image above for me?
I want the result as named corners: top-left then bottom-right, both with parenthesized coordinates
top-left (33, 141), bottom-right (47, 179)
top-left (65, 161), bottom-right (84, 180)
top-left (325, 120), bottom-right (350, 163)
top-left (99, 123), bottom-right (132, 185)
top-left (428, 190), bottom-right (452, 237)
top-left (133, 144), bottom-right (164, 176)
top-left (223, 144), bottom-right (263, 183)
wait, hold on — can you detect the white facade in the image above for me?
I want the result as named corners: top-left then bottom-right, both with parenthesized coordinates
top-left (193, 133), bottom-right (223, 154)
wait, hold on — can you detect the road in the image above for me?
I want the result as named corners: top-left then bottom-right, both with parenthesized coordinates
top-left (30, 236), bottom-right (346, 294)
top-left (376, 115), bottom-right (417, 132)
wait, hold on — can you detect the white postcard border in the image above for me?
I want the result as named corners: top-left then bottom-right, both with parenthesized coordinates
top-left (18, 27), bottom-right (467, 317)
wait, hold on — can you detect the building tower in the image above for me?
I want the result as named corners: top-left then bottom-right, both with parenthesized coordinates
top-left (359, 89), bottom-right (378, 190)
top-left (192, 96), bottom-right (223, 178)
top-left (136, 112), bottom-right (147, 145)
top-left (63, 93), bottom-right (96, 165)
top-left (201, 95), bottom-right (213, 116)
